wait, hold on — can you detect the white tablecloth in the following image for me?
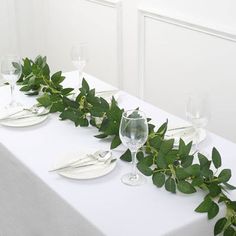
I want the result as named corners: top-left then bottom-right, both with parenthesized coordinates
top-left (0, 71), bottom-right (235, 236)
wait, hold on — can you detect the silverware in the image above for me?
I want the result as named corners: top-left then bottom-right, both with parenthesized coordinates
top-left (167, 126), bottom-right (192, 132)
top-left (55, 158), bottom-right (117, 173)
top-left (0, 105), bottom-right (46, 121)
top-left (49, 150), bottom-right (112, 172)
top-left (0, 110), bottom-right (49, 122)
top-left (96, 89), bottom-right (119, 95)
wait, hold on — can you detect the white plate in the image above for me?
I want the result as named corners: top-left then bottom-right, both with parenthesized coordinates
top-left (53, 151), bottom-right (117, 180)
top-left (96, 90), bottom-right (119, 102)
top-left (165, 127), bottom-right (206, 146)
top-left (0, 107), bottom-right (49, 127)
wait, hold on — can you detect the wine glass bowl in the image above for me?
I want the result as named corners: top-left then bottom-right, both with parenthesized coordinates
top-left (1, 55), bottom-right (22, 108)
top-left (119, 109), bottom-right (148, 186)
top-left (186, 92), bottom-right (210, 151)
top-left (70, 43), bottom-right (88, 94)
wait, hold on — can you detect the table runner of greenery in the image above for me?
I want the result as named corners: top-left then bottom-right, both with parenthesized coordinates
top-left (17, 55), bottom-right (236, 236)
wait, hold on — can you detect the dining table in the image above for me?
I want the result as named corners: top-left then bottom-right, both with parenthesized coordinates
top-left (0, 71), bottom-right (235, 236)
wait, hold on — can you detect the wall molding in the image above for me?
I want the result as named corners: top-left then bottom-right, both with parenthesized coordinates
top-left (138, 8), bottom-right (236, 99)
top-left (86, 0), bottom-right (117, 8)
top-left (86, 0), bottom-right (123, 89)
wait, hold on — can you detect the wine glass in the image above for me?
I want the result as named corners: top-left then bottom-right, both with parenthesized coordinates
top-left (70, 43), bottom-right (88, 95)
top-left (186, 93), bottom-right (210, 152)
top-left (1, 55), bottom-right (22, 108)
top-left (119, 109), bottom-right (148, 186)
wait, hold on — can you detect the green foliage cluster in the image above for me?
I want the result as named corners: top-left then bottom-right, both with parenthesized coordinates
top-left (19, 56), bottom-right (236, 236)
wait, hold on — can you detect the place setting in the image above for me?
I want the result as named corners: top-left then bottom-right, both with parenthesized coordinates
top-left (165, 92), bottom-right (210, 150)
top-left (0, 55), bottom-right (49, 127)
top-left (49, 149), bottom-right (117, 180)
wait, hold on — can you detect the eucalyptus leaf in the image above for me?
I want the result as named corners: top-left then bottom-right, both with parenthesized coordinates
top-left (218, 169), bottom-right (231, 183)
top-left (212, 147), bottom-right (222, 169)
top-left (195, 197), bottom-right (213, 213)
top-left (208, 202), bottom-right (219, 220)
top-left (214, 218), bottom-right (227, 235)
top-left (120, 149), bottom-right (131, 162)
top-left (177, 180), bottom-right (196, 194)
top-left (223, 226), bottom-right (235, 236)
top-left (165, 177), bottom-right (176, 193)
top-left (111, 135), bottom-right (122, 149)
top-left (137, 162), bottom-right (153, 176)
top-left (152, 172), bottom-right (165, 187)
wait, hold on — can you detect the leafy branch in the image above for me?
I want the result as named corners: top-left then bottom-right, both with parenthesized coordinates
top-left (18, 55), bottom-right (236, 235)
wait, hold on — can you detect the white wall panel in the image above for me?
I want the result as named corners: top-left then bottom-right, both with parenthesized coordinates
top-left (140, 10), bottom-right (236, 141)
top-left (0, 0), bottom-right (18, 56)
top-left (43, 0), bottom-right (120, 87)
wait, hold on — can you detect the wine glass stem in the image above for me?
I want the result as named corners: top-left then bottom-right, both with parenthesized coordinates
top-left (194, 127), bottom-right (199, 153)
top-left (10, 84), bottom-right (15, 105)
top-left (79, 69), bottom-right (83, 87)
top-left (131, 151), bottom-right (137, 177)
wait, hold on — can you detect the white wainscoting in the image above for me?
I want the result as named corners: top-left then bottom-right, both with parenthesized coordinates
top-left (138, 8), bottom-right (236, 142)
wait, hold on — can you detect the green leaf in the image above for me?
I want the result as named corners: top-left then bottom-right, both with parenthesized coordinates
top-left (156, 153), bottom-right (167, 169)
top-left (77, 118), bottom-right (89, 127)
top-left (160, 139), bottom-right (174, 154)
top-left (152, 172), bottom-right (165, 187)
top-left (149, 135), bottom-right (162, 150)
top-left (82, 78), bottom-right (90, 93)
top-left (37, 94), bottom-right (52, 107)
top-left (148, 123), bottom-right (155, 134)
top-left (110, 135), bottom-right (122, 149)
top-left (61, 88), bottom-right (74, 95)
top-left (178, 139), bottom-right (192, 157)
top-left (156, 120), bottom-right (168, 136)
top-left (165, 177), bottom-right (176, 193)
top-left (20, 85), bottom-right (31, 92)
top-left (63, 97), bottom-right (79, 109)
top-left (218, 169), bottom-right (231, 183)
top-left (208, 202), bottom-right (219, 219)
top-left (59, 109), bottom-right (77, 122)
top-left (181, 155), bottom-right (194, 168)
top-left (195, 197), bottom-right (213, 213)
top-left (208, 183), bottom-right (222, 198)
top-left (120, 149), bottom-right (131, 162)
top-left (137, 162), bottom-right (153, 176)
top-left (136, 152), bottom-right (144, 161)
top-left (185, 164), bottom-right (201, 177)
top-left (50, 101), bottom-right (64, 113)
top-left (191, 176), bottom-right (204, 187)
top-left (165, 150), bottom-right (178, 165)
top-left (139, 155), bottom-right (153, 166)
top-left (214, 218), bottom-right (227, 235)
top-left (201, 166), bottom-right (214, 179)
top-left (224, 226), bottom-right (235, 236)
top-left (177, 180), bottom-right (196, 194)
top-left (223, 182), bottom-right (236, 190)
top-left (212, 147), bottom-right (222, 169)
top-left (51, 71), bottom-right (65, 84)
top-left (176, 168), bottom-right (189, 180)
top-left (22, 58), bottom-right (32, 76)
top-left (94, 133), bottom-right (108, 139)
top-left (198, 153), bottom-right (211, 169)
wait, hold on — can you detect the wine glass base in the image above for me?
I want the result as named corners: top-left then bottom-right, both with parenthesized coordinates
top-left (121, 173), bottom-right (146, 186)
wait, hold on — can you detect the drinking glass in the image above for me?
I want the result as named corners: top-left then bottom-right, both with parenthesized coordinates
top-left (119, 109), bottom-right (148, 186)
top-left (71, 43), bottom-right (88, 94)
top-left (1, 55), bottom-right (22, 108)
top-left (186, 93), bottom-right (210, 151)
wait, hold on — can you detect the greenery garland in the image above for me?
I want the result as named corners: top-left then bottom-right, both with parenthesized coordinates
top-left (17, 55), bottom-right (236, 236)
